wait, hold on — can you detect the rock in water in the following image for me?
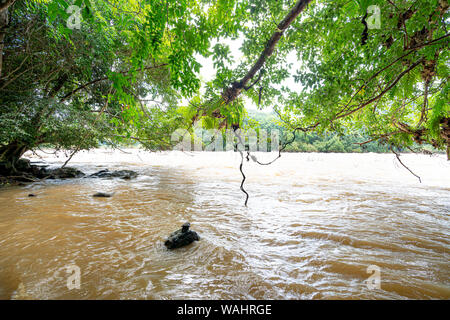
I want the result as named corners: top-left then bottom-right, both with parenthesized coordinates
top-left (40, 167), bottom-right (85, 179)
top-left (89, 169), bottom-right (138, 180)
top-left (110, 170), bottom-right (138, 180)
top-left (93, 192), bottom-right (113, 198)
top-left (164, 222), bottom-right (200, 249)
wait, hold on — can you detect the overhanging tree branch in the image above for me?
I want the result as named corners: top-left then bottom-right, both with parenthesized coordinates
top-left (221, 0), bottom-right (312, 104)
top-left (334, 57), bottom-right (425, 120)
top-left (59, 64), bottom-right (168, 102)
top-left (354, 132), bottom-right (401, 146)
top-left (338, 33), bottom-right (449, 116)
top-left (390, 145), bottom-right (422, 183)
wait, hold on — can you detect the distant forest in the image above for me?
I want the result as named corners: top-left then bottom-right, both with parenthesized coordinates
top-left (246, 110), bottom-right (437, 154)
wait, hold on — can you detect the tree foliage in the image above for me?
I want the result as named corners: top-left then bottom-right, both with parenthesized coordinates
top-left (180, 0), bottom-right (449, 157)
top-left (275, 0), bottom-right (449, 154)
top-left (0, 0), bottom-right (243, 166)
top-left (0, 0), bottom-right (448, 172)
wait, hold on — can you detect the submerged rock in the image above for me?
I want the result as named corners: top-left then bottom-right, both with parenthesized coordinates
top-left (45, 167), bottom-right (85, 179)
top-left (164, 222), bottom-right (200, 250)
top-left (92, 192), bottom-right (113, 198)
top-left (34, 166), bottom-right (85, 179)
top-left (89, 169), bottom-right (138, 180)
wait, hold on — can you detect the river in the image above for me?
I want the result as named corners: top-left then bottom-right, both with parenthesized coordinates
top-left (0, 149), bottom-right (449, 299)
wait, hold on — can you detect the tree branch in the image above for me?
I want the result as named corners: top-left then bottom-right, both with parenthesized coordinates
top-left (354, 132), bottom-right (400, 146)
top-left (335, 58), bottom-right (424, 120)
top-left (390, 145), bottom-right (422, 183)
top-left (59, 64), bottom-right (168, 102)
top-left (221, 0), bottom-right (311, 104)
top-left (338, 33), bottom-right (449, 116)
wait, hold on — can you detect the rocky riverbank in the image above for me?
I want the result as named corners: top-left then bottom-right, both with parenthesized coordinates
top-left (0, 158), bottom-right (138, 187)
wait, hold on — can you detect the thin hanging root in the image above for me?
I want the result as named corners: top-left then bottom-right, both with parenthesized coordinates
top-left (390, 146), bottom-right (422, 183)
top-left (233, 126), bottom-right (305, 206)
top-left (233, 129), bottom-right (249, 207)
top-left (250, 126), bottom-right (304, 166)
top-left (239, 150), bottom-right (249, 207)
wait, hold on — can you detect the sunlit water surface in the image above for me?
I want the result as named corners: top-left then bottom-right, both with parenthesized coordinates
top-left (0, 150), bottom-right (449, 299)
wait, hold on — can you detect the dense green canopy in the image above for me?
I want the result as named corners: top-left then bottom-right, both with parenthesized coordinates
top-left (0, 0), bottom-right (448, 170)
top-left (278, 0), bottom-right (449, 154)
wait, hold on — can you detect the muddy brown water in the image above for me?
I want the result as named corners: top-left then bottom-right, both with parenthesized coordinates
top-left (0, 150), bottom-right (448, 299)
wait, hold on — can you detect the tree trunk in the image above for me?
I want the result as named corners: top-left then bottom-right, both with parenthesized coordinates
top-left (0, 0), bottom-right (15, 80)
top-left (0, 141), bottom-right (29, 175)
top-left (440, 117), bottom-right (450, 160)
top-left (0, 8), bottom-right (7, 79)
